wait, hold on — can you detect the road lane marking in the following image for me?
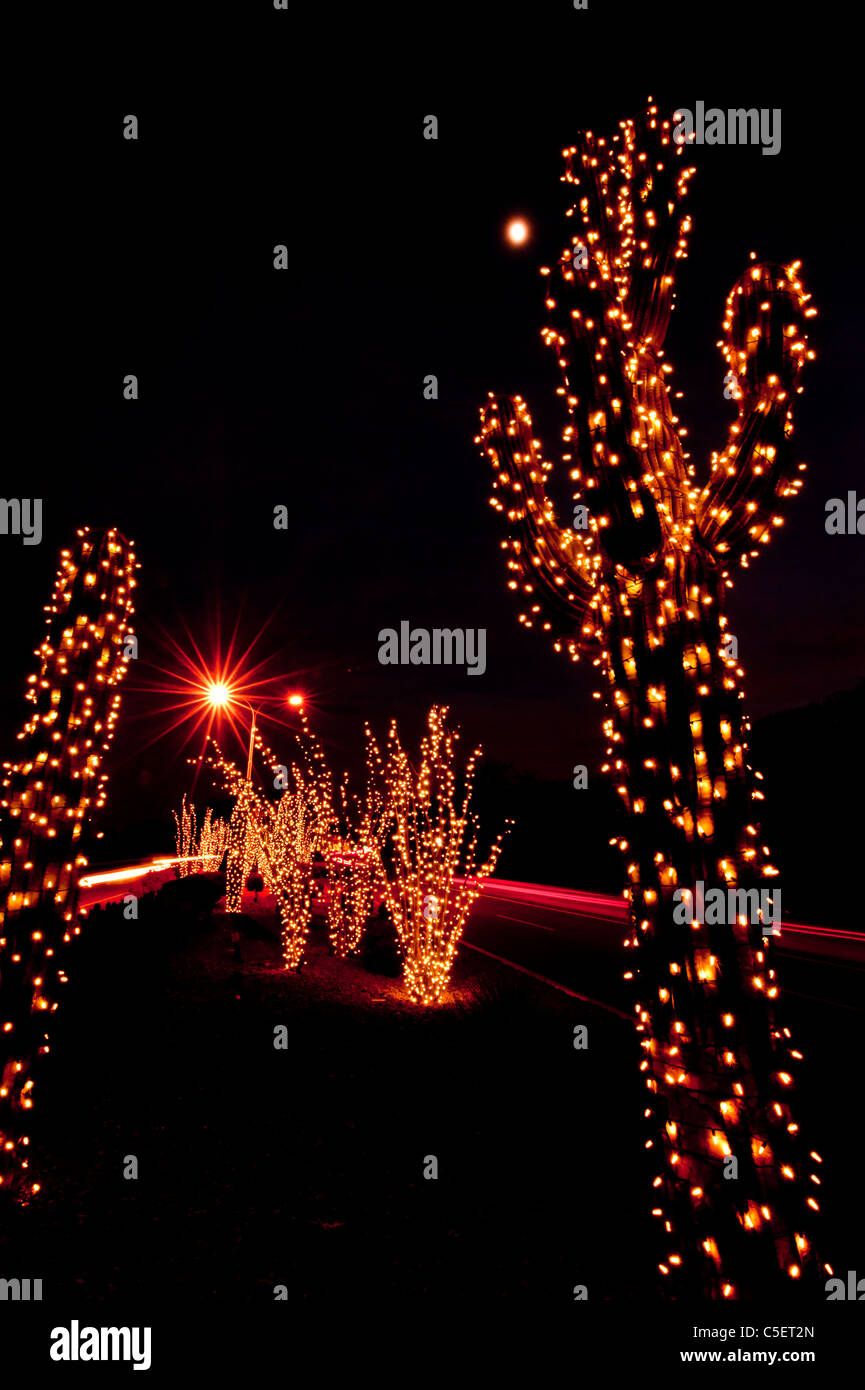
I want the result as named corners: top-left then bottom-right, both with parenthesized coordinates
top-left (782, 989), bottom-right (861, 1012)
top-left (482, 891), bottom-right (626, 923)
top-left (493, 912), bottom-right (556, 932)
top-left (776, 954), bottom-right (865, 972)
top-left (463, 941), bottom-right (631, 1020)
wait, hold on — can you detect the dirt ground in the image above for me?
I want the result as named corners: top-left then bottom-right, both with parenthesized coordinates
top-left (1, 878), bottom-right (653, 1304)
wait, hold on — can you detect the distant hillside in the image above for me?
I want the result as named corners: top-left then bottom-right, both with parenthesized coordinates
top-left (472, 762), bottom-right (623, 894)
top-left (478, 681), bottom-right (864, 928)
top-left (749, 680), bottom-right (865, 928)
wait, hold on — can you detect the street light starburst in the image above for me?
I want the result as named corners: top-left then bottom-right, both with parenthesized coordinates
top-left (206, 682), bottom-right (231, 708)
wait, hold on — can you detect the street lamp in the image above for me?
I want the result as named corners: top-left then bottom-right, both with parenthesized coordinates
top-left (204, 684), bottom-right (262, 916)
top-left (204, 684), bottom-right (305, 782)
top-left (243, 702), bottom-right (259, 782)
top-left (204, 684), bottom-right (256, 779)
top-left (204, 683), bottom-right (304, 914)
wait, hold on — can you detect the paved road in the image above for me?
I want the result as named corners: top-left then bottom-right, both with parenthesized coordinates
top-left (79, 860), bottom-right (865, 1021)
top-left (463, 878), bottom-right (865, 1021)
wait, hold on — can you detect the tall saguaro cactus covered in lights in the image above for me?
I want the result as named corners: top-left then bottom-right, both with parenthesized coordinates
top-left (0, 527), bottom-right (137, 1200)
top-left (477, 101), bottom-right (822, 1298)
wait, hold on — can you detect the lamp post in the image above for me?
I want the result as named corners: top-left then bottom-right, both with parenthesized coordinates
top-left (244, 705), bottom-right (257, 782)
top-left (204, 684), bottom-right (304, 914)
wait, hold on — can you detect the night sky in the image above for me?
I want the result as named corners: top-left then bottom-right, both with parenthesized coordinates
top-left (4, 2), bottom-right (861, 844)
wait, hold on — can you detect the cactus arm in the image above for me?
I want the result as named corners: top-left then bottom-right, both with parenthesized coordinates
top-left (697, 260), bottom-right (816, 570)
top-left (477, 393), bottom-right (598, 660)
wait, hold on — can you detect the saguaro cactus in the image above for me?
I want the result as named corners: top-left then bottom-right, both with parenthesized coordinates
top-left (477, 101), bottom-right (821, 1297)
top-left (0, 526), bottom-right (137, 1199)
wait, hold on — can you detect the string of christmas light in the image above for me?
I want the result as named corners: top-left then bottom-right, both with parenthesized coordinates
top-left (202, 738), bottom-right (314, 969)
top-left (172, 796), bottom-right (228, 875)
top-left (173, 794), bottom-right (198, 874)
top-left (258, 777), bottom-right (315, 969)
top-left (255, 718), bottom-right (331, 965)
top-left (0, 527), bottom-right (138, 1201)
top-left (200, 740), bottom-right (260, 913)
top-left (365, 705), bottom-right (509, 1005)
top-left (197, 805), bottom-right (229, 871)
top-left (322, 775), bottom-right (352, 957)
top-left (475, 100), bottom-right (824, 1297)
top-left (225, 785), bottom-right (256, 913)
top-left (204, 710), bottom-right (508, 989)
top-left (290, 710), bottom-right (334, 858)
top-left (324, 775), bottom-right (381, 958)
top-left (250, 714), bottom-right (359, 959)
top-left (250, 714), bottom-right (332, 864)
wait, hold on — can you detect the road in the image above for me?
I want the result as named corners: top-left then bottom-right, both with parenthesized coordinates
top-left (463, 877), bottom-right (865, 1021)
top-left (78, 859), bottom-right (865, 1020)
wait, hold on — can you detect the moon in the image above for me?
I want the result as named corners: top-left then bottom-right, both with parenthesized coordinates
top-left (505, 218), bottom-right (530, 246)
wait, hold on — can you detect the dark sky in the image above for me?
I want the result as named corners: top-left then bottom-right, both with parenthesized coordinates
top-left (4, 1), bottom-right (862, 837)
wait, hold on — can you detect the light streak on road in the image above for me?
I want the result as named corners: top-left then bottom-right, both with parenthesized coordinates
top-left (473, 877), bottom-right (865, 947)
top-left (78, 855), bottom-right (217, 888)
